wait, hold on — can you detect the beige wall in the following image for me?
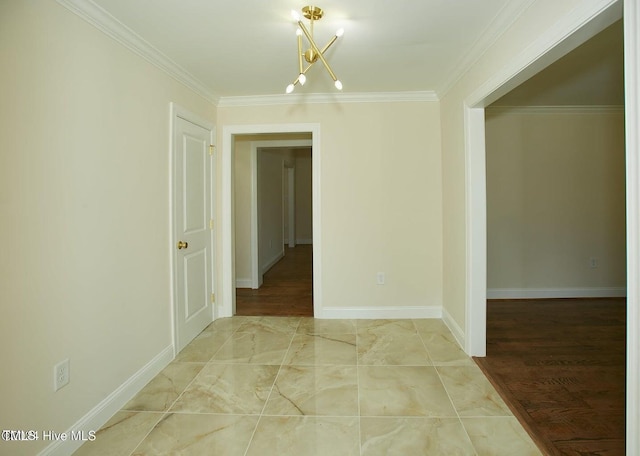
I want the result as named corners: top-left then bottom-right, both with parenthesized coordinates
top-left (294, 149), bottom-right (313, 243)
top-left (440, 0), bottom-right (619, 332)
top-left (219, 102), bottom-right (443, 312)
top-left (0, 2), bottom-right (215, 454)
top-left (258, 149), bottom-right (287, 271)
top-left (485, 108), bottom-right (626, 293)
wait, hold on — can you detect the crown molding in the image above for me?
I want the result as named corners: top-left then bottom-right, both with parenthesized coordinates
top-left (56, 0), bottom-right (218, 104)
top-left (217, 91), bottom-right (438, 108)
top-left (437, 0), bottom-right (537, 98)
top-left (486, 104), bottom-right (624, 114)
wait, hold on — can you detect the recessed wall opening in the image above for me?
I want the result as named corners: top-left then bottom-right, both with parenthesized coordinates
top-left (220, 124), bottom-right (322, 319)
top-left (232, 133), bottom-right (314, 316)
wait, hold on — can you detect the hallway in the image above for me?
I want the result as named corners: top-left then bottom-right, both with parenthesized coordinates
top-left (236, 245), bottom-right (313, 317)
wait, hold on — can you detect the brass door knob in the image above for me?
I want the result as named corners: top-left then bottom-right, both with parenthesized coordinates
top-left (177, 241), bottom-right (188, 249)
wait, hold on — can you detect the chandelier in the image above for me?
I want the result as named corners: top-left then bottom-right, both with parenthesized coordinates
top-left (286, 6), bottom-right (344, 93)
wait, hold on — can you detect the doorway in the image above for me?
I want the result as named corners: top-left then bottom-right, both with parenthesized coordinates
top-left (219, 123), bottom-right (322, 319)
top-left (233, 139), bottom-right (313, 316)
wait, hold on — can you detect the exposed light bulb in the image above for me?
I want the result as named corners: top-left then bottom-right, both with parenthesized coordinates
top-left (336, 28), bottom-right (344, 37)
top-left (291, 10), bottom-right (301, 21)
top-left (299, 73), bottom-right (306, 86)
top-left (334, 80), bottom-right (343, 90)
top-left (286, 84), bottom-right (295, 94)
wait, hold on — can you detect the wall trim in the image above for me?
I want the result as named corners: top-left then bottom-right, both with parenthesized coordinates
top-left (437, 0), bottom-right (537, 97)
top-left (55, 0), bottom-right (217, 104)
top-left (487, 287), bottom-right (627, 299)
top-left (262, 251), bottom-right (284, 275)
top-left (318, 306), bottom-right (441, 320)
top-left (442, 307), bottom-right (466, 351)
top-left (486, 105), bottom-right (625, 114)
top-left (217, 91), bottom-right (438, 107)
top-left (236, 278), bottom-right (253, 289)
top-left (38, 345), bottom-right (173, 456)
top-left (624, 0), bottom-right (640, 453)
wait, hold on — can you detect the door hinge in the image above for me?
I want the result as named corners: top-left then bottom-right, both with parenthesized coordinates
top-left (209, 218), bottom-right (214, 230)
top-left (210, 293), bottom-right (215, 304)
top-left (209, 144), bottom-right (215, 156)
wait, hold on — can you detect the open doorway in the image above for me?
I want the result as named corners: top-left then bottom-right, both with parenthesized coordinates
top-left (475, 18), bottom-right (626, 456)
top-left (233, 137), bottom-right (313, 316)
top-left (219, 124), bottom-right (322, 319)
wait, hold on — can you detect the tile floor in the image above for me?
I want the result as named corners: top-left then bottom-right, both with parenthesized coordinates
top-left (73, 317), bottom-right (541, 455)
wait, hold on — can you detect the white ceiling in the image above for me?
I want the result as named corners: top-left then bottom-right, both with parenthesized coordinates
top-left (81, 0), bottom-right (533, 99)
top-left (64, 1), bottom-right (623, 105)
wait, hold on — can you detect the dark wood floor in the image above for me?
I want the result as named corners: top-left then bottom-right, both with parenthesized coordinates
top-left (235, 244), bottom-right (313, 316)
top-left (475, 298), bottom-right (626, 456)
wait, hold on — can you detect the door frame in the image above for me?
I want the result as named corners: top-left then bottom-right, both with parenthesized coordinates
top-left (169, 102), bottom-right (216, 355)
top-left (221, 124), bottom-right (321, 318)
top-left (461, 0), bottom-right (638, 452)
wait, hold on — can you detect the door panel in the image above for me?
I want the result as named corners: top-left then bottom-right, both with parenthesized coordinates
top-left (174, 114), bottom-right (214, 353)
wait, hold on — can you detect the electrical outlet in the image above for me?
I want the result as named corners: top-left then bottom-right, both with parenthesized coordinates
top-left (376, 272), bottom-right (385, 285)
top-left (590, 257), bottom-right (598, 269)
top-left (54, 359), bottom-right (70, 391)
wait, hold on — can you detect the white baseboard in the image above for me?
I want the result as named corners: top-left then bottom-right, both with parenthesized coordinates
top-left (487, 287), bottom-right (627, 299)
top-left (38, 345), bottom-right (174, 456)
top-left (261, 251), bottom-right (284, 275)
top-left (235, 278), bottom-right (253, 288)
top-left (317, 305), bottom-right (442, 320)
top-left (441, 307), bottom-right (465, 350)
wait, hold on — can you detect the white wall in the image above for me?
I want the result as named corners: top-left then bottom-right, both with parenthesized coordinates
top-left (219, 102), bottom-right (443, 317)
top-left (485, 107), bottom-right (626, 297)
top-left (0, 2), bottom-right (215, 454)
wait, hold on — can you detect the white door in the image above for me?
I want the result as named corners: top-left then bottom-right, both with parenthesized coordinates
top-left (173, 112), bottom-right (215, 353)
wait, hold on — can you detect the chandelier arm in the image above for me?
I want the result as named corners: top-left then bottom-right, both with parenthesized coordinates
top-left (297, 20), bottom-right (339, 82)
top-left (297, 32), bottom-right (304, 75)
top-left (320, 35), bottom-right (338, 54)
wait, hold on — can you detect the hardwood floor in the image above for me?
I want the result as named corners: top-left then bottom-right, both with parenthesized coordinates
top-left (235, 245), bottom-right (313, 316)
top-left (475, 298), bottom-right (626, 456)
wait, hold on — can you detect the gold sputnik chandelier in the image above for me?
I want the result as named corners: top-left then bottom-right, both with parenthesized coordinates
top-left (286, 6), bottom-right (343, 93)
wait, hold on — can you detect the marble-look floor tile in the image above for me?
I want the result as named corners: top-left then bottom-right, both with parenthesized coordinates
top-left (284, 334), bottom-right (357, 365)
top-left (132, 413), bottom-right (259, 456)
top-left (263, 365), bottom-right (358, 416)
top-left (357, 332), bottom-right (431, 366)
top-left (205, 316), bottom-right (260, 332)
top-left (420, 332), bottom-right (474, 366)
top-left (359, 366), bottom-right (457, 417)
top-left (123, 363), bottom-right (204, 412)
top-left (437, 365), bottom-right (512, 417)
top-left (360, 417), bottom-right (476, 456)
top-left (246, 416), bottom-right (360, 456)
top-left (174, 330), bottom-right (233, 363)
top-left (412, 318), bottom-right (450, 335)
top-left (73, 411), bottom-right (163, 456)
top-left (170, 363), bottom-right (278, 414)
top-left (461, 417), bottom-right (542, 456)
top-left (356, 319), bottom-right (417, 336)
top-left (211, 331), bottom-right (293, 364)
top-left (235, 316), bottom-right (301, 335)
top-left (297, 318), bottom-right (357, 335)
